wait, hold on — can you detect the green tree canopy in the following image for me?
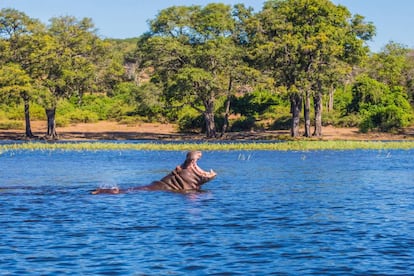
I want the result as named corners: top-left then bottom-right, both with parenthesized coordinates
top-left (0, 8), bottom-right (45, 137)
top-left (138, 3), bottom-right (249, 138)
top-left (253, 0), bottom-right (375, 137)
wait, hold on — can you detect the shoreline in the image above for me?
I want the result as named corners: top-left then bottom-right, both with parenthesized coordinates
top-left (1, 120), bottom-right (413, 141)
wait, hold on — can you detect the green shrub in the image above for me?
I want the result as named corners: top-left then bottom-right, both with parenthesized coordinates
top-left (268, 106), bottom-right (292, 130)
top-left (348, 76), bottom-right (387, 113)
top-left (0, 109), bottom-right (7, 120)
top-left (270, 115), bottom-right (291, 130)
top-left (57, 100), bottom-right (76, 116)
top-left (65, 110), bottom-right (99, 123)
top-left (30, 103), bottom-right (46, 120)
top-left (56, 116), bottom-right (70, 127)
top-left (259, 105), bottom-right (280, 120)
top-left (232, 90), bottom-right (282, 118)
top-left (0, 103), bottom-right (45, 120)
top-left (322, 111), bottom-right (339, 126)
top-left (336, 114), bottom-right (361, 127)
top-left (175, 105), bottom-right (202, 132)
top-left (178, 113), bottom-right (204, 132)
top-left (230, 116), bottom-right (256, 132)
top-left (5, 105), bottom-right (24, 120)
top-left (107, 103), bottom-right (135, 121)
top-left (360, 105), bottom-right (413, 133)
top-left (81, 95), bottom-right (113, 120)
top-left (0, 120), bottom-right (23, 130)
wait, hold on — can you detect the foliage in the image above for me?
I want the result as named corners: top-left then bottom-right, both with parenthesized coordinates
top-left (360, 105), bottom-right (411, 133)
top-left (364, 42), bottom-right (410, 87)
top-left (230, 116), bottom-right (256, 132)
top-left (2, 141), bottom-right (414, 153)
top-left (0, 63), bottom-right (31, 97)
top-left (0, 103), bottom-right (25, 120)
top-left (0, 3), bottom-right (414, 138)
top-left (348, 76), bottom-right (413, 132)
top-left (348, 75), bottom-right (387, 113)
top-left (0, 120), bottom-right (23, 130)
top-left (231, 90), bottom-right (282, 118)
top-left (176, 106), bottom-right (204, 132)
top-left (139, 3), bottom-right (251, 137)
top-left (253, 0), bottom-right (375, 137)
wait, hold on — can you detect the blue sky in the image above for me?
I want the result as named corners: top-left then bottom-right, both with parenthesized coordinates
top-left (2, 0), bottom-right (414, 52)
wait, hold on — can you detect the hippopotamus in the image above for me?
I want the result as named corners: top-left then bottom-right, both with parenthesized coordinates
top-left (91, 151), bottom-right (216, 194)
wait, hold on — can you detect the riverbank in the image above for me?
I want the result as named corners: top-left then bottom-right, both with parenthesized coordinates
top-left (0, 120), bottom-right (413, 141)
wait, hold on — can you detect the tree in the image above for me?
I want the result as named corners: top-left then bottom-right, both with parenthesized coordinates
top-left (0, 8), bottom-right (44, 137)
top-left (35, 16), bottom-right (106, 139)
top-left (96, 39), bottom-right (127, 96)
top-left (138, 3), bottom-right (245, 138)
top-left (364, 42), bottom-right (412, 88)
top-left (0, 63), bottom-right (33, 136)
top-left (406, 50), bottom-right (414, 104)
top-left (349, 75), bottom-right (413, 132)
top-left (254, 0), bottom-right (374, 137)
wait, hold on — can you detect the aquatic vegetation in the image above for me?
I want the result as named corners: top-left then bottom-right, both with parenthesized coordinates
top-left (1, 140), bottom-right (414, 153)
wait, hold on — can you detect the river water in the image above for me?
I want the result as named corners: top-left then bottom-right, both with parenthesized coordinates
top-left (0, 147), bottom-right (413, 274)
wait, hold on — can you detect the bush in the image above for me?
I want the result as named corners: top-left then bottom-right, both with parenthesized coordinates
top-left (360, 105), bottom-right (413, 133)
top-left (346, 78), bottom-right (414, 132)
top-left (175, 105), bottom-right (202, 132)
top-left (80, 95), bottom-right (113, 120)
top-left (56, 116), bottom-right (70, 127)
top-left (0, 102), bottom-right (45, 120)
top-left (107, 103), bottom-right (135, 121)
top-left (270, 115), bottom-right (291, 130)
top-left (232, 90), bottom-right (282, 118)
top-left (4, 105), bottom-right (24, 120)
top-left (0, 120), bottom-right (23, 130)
top-left (336, 114), bottom-right (361, 127)
top-left (348, 76), bottom-right (387, 113)
top-left (0, 109), bottom-right (7, 120)
top-left (30, 104), bottom-right (46, 120)
top-left (230, 116), bottom-right (256, 132)
top-left (65, 110), bottom-right (99, 123)
top-left (268, 106), bottom-right (292, 130)
top-left (178, 113), bottom-right (204, 132)
top-left (57, 100), bottom-right (76, 116)
top-left (322, 110), bottom-right (340, 126)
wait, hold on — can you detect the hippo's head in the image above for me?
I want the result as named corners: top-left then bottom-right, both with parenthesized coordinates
top-left (162, 150), bottom-right (216, 191)
top-left (182, 151), bottom-right (216, 183)
top-left (91, 150), bottom-right (216, 194)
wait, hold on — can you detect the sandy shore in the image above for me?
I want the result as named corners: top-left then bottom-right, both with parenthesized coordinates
top-left (0, 120), bottom-right (413, 141)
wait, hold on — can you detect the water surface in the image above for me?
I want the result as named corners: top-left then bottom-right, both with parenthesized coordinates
top-left (1, 147), bottom-right (413, 274)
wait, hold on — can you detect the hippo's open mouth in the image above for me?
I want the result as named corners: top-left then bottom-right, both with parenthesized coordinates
top-left (190, 152), bottom-right (216, 178)
top-left (91, 150), bottom-right (216, 194)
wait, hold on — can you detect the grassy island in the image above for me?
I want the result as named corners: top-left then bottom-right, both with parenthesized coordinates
top-left (1, 140), bottom-right (414, 153)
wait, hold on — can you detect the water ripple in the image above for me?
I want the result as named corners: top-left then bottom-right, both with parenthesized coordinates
top-left (1, 149), bottom-right (413, 274)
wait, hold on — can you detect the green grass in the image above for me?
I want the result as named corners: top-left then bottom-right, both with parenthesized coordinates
top-left (1, 140), bottom-right (414, 153)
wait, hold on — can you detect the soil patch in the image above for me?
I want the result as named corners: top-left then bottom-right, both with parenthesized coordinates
top-left (0, 120), bottom-right (413, 141)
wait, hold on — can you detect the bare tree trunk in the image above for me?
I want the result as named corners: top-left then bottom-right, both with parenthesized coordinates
top-left (22, 92), bottom-right (34, 138)
top-left (221, 96), bottom-right (231, 138)
top-left (204, 99), bottom-right (216, 138)
top-left (328, 86), bottom-right (335, 112)
top-left (303, 89), bottom-right (311, 137)
top-left (221, 77), bottom-right (233, 138)
top-left (313, 91), bottom-right (323, 137)
top-left (290, 93), bottom-right (302, 137)
top-left (45, 108), bottom-right (58, 140)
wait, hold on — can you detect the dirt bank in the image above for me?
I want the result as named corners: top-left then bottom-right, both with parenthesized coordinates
top-left (0, 120), bottom-right (413, 141)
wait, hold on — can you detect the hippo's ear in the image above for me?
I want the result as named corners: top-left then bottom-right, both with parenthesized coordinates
top-left (175, 165), bottom-right (182, 172)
